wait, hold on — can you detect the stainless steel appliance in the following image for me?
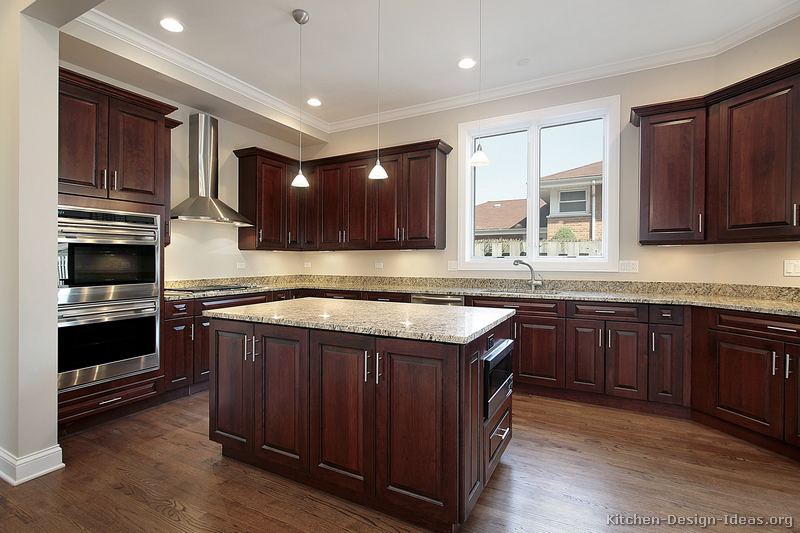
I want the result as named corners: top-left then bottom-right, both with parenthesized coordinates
top-left (483, 338), bottom-right (513, 419)
top-left (58, 298), bottom-right (160, 391)
top-left (409, 294), bottom-right (465, 306)
top-left (58, 206), bottom-right (160, 305)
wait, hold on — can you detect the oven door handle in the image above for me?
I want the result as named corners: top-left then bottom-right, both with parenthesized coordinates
top-left (58, 301), bottom-right (158, 327)
top-left (58, 225), bottom-right (158, 244)
top-left (482, 338), bottom-right (514, 373)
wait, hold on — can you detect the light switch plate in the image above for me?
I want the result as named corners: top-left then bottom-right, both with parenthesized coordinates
top-left (304, 262), bottom-right (312, 268)
top-left (784, 260), bottom-right (800, 276)
top-left (236, 262), bottom-right (246, 270)
top-left (374, 261), bottom-right (384, 269)
top-left (619, 260), bottom-right (639, 273)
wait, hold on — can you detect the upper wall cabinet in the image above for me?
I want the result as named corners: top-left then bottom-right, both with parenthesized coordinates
top-left (58, 69), bottom-right (178, 206)
top-left (632, 58), bottom-right (800, 245)
top-left (236, 140), bottom-right (451, 252)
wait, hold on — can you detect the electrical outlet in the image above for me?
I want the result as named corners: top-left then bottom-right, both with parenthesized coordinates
top-left (619, 260), bottom-right (639, 273)
top-left (374, 261), bottom-right (384, 269)
top-left (784, 260), bottom-right (800, 276)
top-left (236, 262), bottom-right (246, 270)
top-left (304, 261), bottom-right (312, 268)
top-left (448, 261), bottom-right (458, 271)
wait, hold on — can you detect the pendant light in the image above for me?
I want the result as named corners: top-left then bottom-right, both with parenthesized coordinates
top-left (291, 9), bottom-right (310, 188)
top-left (469, 0), bottom-right (489, 167)
top-left (368, 0), bottom-right (388, 180)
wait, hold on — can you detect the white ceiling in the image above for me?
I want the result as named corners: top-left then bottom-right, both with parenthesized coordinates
top-left (89, 0), bottom-right (800, 128)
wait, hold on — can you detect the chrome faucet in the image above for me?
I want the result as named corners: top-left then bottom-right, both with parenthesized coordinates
top-left (513, 259), bottom-right (543, 291)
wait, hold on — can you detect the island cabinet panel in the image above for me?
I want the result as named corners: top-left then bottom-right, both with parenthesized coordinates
top-left (374, 338), bottom-right (459, 525)
top-left (514, 316), bottom-right (565, 388)
top-left (648, 324), bottom-right (684, 405)
top-left (707, 331), bottom-right (785, 438)
top-left (58, 81), bottom-right (109, 198)
top-left (715, 76), bottom-right (800, 242)
top-left (605, 322), bottom-right (648, 400)
top-left (565, 319), bottom-right (605, 394)
top-left (370, 154), bottom-right (403, 249)
top-left (193, 317), bottom-right (212, 383)
top-left (786, 344), bottom-right (800, 447)
top-left (309, 331), bottom-right (375, 495)
top-left (253, 325), bottom-right (309, 473)
top-left (209, 320), bottom-right (254, 454)
top-left (460, 338), bottom-right (484, 521)
top-left (639, 108), bottom-right (706, 244)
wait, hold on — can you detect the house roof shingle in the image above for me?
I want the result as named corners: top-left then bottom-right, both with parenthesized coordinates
top-left (541, 161), bottom-right (602, 181)
top-left (474, 199), bottom-right (528, 231)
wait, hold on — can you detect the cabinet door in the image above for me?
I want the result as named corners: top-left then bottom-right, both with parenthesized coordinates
top-left (639, 109), bottom-right (706, 244)
top-left (710, 331), bottom-right (784, 438)
top-left (374, 338), bottom-right (459, 524)
top-left (370, 154), bottom-right (403, 249)
top-left (565, 319), bottom-right (605, 393)
top-left (784, 344), bottom-right (799, 447)
top-left (605, 322), bottom-right (648, 400)
top-left (402, 149), bottom-right (439, 248)
top-left (286, 164), bottom-right (303, 249)
top-left (301, 167), bottom-right (319, 250)
top-left (253, 325), bottom-right (309, 473)
top-left (514, 316), bottom-right (565, 388)
top-left (716, 76), bottom-right (800, 241)
top-left (107, 98), bottom-right (165, 205)
top-left (209, 320), bottom-right (254, 453)
top-left (343, 160), bottom-right (370, 249)
top-left (649, 324), bottom-right (684, 405)
top-left (318, 164), bottom-right (345, 250)
top-left (309, 331), bottom-right (375, 494)
top-left (163, 318), bottom-right (194, 390)
top-left (193, 317), bottom-right (212, 384)
top-left (58, 81), bottom-right (109, 198)
top-left (256, 158), bottom-right (287, 249)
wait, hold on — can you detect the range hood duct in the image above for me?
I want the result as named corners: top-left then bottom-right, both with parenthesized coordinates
top-left (170, 113), bottom-right (253, 227)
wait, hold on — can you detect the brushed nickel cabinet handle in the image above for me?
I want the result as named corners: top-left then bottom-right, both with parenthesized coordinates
top-left (375, 352), bottom-right (381, 384)
top-left (786, 354), bottom-right (792, 380)
top-left (201, 370), bottom-right (210, 376)
top-left (102, 169), bottom-right (108, 189)
top-left (772, 351), bottom-right (778, 376)
top-left (596, 309), bottom-right (616, 314)
top-left (364, 350), bottom-right (369, 383)
top-left (794, 204), bottom-right (798, 227)
top-left (698, 213), bottom-right (703, 233)
top-left (608, 329), bottom-right (612, 348)
top-left (202, 321), bottom-right (210, 327)
top-left (377, 298), bottom-right (390, 302)
top-left (504, 304), bottom-right (520, 309)
top-left (599, 329), bottom-right (603, 348)
top-left (514, 322), bottom-right (518, 339)
top-left (258, 229), bottom-right (263, 243)
top-left (243, 335), bottom-right (249, 361)
top-left (173, 325), bottom-right (186, 331)
top-left (113, 170), bottom-right (118, 190)
top-left (252, 336), bottom-right (259, 360)
top-left (396, 227), bottom-right (400, 241)
top-left (174, 304), bottom-right (187, 310)
top-left (767, 325), bottom-right (797, 333)
top-left (99, 396), bottom-right (123, 406)
top-left (651, 331), bottom-right (656, 353)
top-left (288, 231), bottom-right (292, 244)
top-left (492, 427), bottom-right (510, 440)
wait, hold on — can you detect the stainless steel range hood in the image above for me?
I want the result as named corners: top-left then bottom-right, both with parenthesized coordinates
top-left (170, 113), bottom-right (253, 227)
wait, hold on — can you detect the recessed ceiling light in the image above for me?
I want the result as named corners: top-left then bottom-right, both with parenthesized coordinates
top-left (458, 57), bottom-right (477, 70)
top-left (160, 17), bottom-right (184, 33)
top-left (306, 97), bottom-right (322, 107)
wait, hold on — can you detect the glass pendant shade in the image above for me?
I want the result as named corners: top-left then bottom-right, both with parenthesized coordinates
top-left (291, 169), bottom-right (310, 188)
top-left (469, 144), bottom-right (490, 167)
top-left (368, 159), bottom-right (388, 180)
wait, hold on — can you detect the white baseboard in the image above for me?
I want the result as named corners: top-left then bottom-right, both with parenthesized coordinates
top-left (0, 445), bottom-right (64, 486)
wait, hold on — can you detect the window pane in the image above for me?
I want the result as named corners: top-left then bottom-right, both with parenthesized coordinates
top-left (539, 119), bottom-right (604, 258)
top-left (472, 131), bottom-right (528, 259)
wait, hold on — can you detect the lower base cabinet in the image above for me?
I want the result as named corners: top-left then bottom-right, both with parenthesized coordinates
top-left (209, 319), bottom-right (505, 532)
top-left (786, 344), bottom-right (800, 447)
top-left (515, 316), bottom-right (565, 388)
top-left (565, 319), bottom-right (605, 393)
top-left (605, 322), bottom-right (648, 400)
top-left (649, 324), bottom-right (684, 405)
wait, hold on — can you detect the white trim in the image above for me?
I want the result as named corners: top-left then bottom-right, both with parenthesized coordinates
top-left (73, 7), bottom-right (800, 133)
top-left (553, 188), bottom-right (590, 216)
top-left (0, 445), bottom-right (64, 486)
top-left (458, 96), bottom-right (620, 272)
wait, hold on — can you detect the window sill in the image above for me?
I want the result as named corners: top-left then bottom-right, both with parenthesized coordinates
top-left (458, 258), bottom-right (620, 273)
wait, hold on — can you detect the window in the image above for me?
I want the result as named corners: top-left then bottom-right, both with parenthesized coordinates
top-left (458, 96), bottom-right (620, 271)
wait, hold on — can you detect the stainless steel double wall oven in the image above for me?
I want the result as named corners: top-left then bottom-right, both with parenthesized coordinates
top-left (57, 206), bottom-right (161, 390)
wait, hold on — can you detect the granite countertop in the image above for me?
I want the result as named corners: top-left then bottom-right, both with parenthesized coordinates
top-left (164, 286), bottom-right (275, 300)
top-left (202, 297), bottom-right (515, 344)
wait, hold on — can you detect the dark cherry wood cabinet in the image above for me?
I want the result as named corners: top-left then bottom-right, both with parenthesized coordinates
top-left (638, 108), bottom-right (706, 244)
top-left (193, 316), bottom-right (212, 383)
top-left (632, 58), bottom-right (800, 245)
top-left (649, 324), bottom-right (684, 405)
top-left (786, 344), bottom-right (800, 447)
top-left (58, 69), bottom-right (176, 206)
top-left (514, 316), bottom-right (565, 388)
top-left (400, 149), bottom-right (446, 249)
top-left (309, 331), bottom-right (375, 494)
top-left (318, 163), bottom-right (346, 249)
top-left (253, 324), bottom-right (309, 473)
top-left (343, 160), bottom-right (371, 249)
top-left (162, 317), bottom-right (194, 390)
top-left (565, 319), bottom-right (605, 393)
top-left (605, 322), bottom-right (648, 400)
top-left (370, 154), bottom-right (404, 249)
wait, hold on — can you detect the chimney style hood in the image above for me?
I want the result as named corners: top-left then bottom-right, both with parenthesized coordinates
top-left (170, 113), bottom-right (253, 227)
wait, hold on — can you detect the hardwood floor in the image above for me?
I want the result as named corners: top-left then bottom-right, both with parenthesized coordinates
top-left (2, 392), bottom-right (799, 532)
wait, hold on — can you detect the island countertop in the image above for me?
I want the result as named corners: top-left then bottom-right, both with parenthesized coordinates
top-left (202, 297), bottom-right (515, 344)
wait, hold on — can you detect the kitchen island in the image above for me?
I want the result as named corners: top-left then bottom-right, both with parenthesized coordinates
top-left (204, 298), bottom-right (515, 532)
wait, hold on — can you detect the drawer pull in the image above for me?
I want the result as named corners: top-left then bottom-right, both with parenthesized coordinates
top-left (492, 427), bottom-right (510, 440)
top-left (786, 354), bottom-right (792, 380)
top-left (202, 322), bottom-right (210, 327)
top-left (331, 295), bottom-right (346, 299)
top-left (503, 304), bottom-right (520, 309)
top-left (201, 370), bottom-right (210, 376)
top-left (595, 309), bottom-right (616, 314)
top-left (772, 351), bottom-right (778, 376)
top-left (377, 298), bottom-right (390, 302)
top-left (660, 311), bottom-right (672, 318)
top-left (766, 325), bottom-right (797, 333)
top-left (651, 331), bottom-right (656, 353)
top-left (99, 396), bottom-right (123, 406)
top-left (173, 304), bottom-right (187, 310)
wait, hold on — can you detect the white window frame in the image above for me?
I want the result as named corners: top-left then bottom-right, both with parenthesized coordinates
top-left (457, 95), bottom-right (620, 272)
top-left (552, 187), bottom-right (590, 216)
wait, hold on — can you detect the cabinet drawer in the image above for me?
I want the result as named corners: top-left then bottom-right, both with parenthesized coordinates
top-left (164, 299), bottom-right (194, 319)
top-left (715, 310), bottom-right (800, 341)
top-left (567, 301), bottom-right (647, 322)
top-left (271, 290), bottom-right (294, 301)
top-left (319, 290), bottom-right (361, 300)
top-left (649, 305), bottom-right (684, 325)
top-left (198, 294), bottom-right (268, 312)
top-left (484, 394), bottom-right (512, 483)
top-left (471, 298), bottom-right (565, 317)
top-left (362, 291), bottom-right (411, 303)
top-left (58, 379), bottom-right (159, 423)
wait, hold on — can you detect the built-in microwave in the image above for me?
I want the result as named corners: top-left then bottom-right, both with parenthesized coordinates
top-left (483, 338), bottom-right (514, 420)
top-left (57, 206), bottom-right (160, 305)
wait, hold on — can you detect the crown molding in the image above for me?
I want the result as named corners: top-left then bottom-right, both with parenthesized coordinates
top-left (75, 5), bottom-right (800, 135)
